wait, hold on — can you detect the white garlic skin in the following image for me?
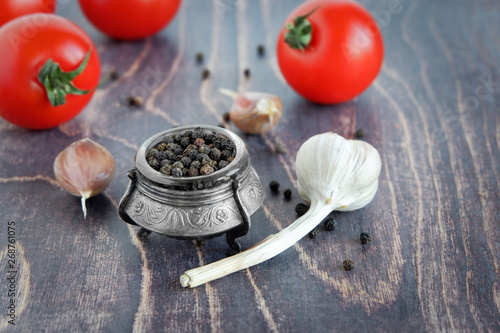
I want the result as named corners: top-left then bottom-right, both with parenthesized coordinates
top-left (296, 132), bottom-right (381, 211)
top-left (54, 138), bottom-right (115, 218)
top-left (221, 89), bottom-right (282, 134)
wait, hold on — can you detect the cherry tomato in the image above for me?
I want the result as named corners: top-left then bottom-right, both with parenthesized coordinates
top-left (78, 0), bottom-right (182, 40)
top-left (277, 0), bottom-right (384, 104)
top-left (0, 14), bottom-right (101, 129)
top-left (0, 0), bottom-right (56, 27)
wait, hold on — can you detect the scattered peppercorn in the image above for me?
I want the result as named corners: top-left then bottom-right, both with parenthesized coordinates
top-left (295, 203), bottom-right (309, 216)
top-left (324, 218), bottom-right (337, 231)
top-left (202, 68), bottom-right (210, 79)
top-left (355, 128), bottom-right (365, 139)
top-left (196, 52), bottom-right (204, 63)
top-left (360, 232), bottom-right (371, 244)
top-left (309, 228), bottom-right (318, 239)
top-left (109, 70), bottom-right (119, 81)
top-left (343, 260), bottom-right (355, 271)
top-left (257, 44), bottom-right (265, 56)
top-left (283, 189), bottom-right (292, 199)
top-left (137, 228), bottom-right (151, 238)
top-left (275, 143), bottom-right (286, 154)
top-left (269, 180), bottom-right (280, 192)
top-left (222, 112), bottom-right (230, 122)
top-left (126, 95), bottom-right (143, 107)
top-left (196, 238), bottom-right (206, 247)
top-left (244, 68), bottom-right (251, 78)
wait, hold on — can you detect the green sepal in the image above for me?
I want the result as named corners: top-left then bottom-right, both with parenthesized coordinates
top-left (284, 6), bottom-right (319, 51)
top-left (38, 50), bottom-right (97, 107)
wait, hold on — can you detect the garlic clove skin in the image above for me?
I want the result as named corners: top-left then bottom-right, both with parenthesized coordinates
top-left (296, 133), bottom-right (381, 211)
top-left (220, 88), bottom-right (282, 134)
top-left (54, 138), bottom-right (115, 219)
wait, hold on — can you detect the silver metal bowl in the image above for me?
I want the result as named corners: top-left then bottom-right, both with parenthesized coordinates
top-left (118, 125), bottom-right (265, 251)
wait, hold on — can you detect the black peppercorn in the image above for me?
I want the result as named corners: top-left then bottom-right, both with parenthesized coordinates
top-left (223, 112), bottom-right (230, 122)
top-left (160, 159), bottom-right (171, 167)
top-left (196, 238), bottom-right (206, 247)
top-left (174, 147), bottom-right (184, 156)
top-left (188, 167), bottom-right (199, 177)
top-left (187, 149), bottom-right (199, 160)
top-left (126, 95), bottom-right (143, 107)
top-left (283, 189), bottom-right (292, 199)
top-left (210, 148), bottom-right (221, 161)
top-left (196, 52), bottom-right (204, 64)
top-left (172, 161), bottom-right (184, 169)
top-left (160, 164), bottom-right (173, 175)
top-left (202, 68), bottom-right (210, 79)
top-left (147, 148), bottom-right (159, 158)
top-left (343, 260), bottom-right (355, 271)
top-left (199, 145), bottom-right (211, 155)
top-left (295, 203), bottom-right (309, 216)
top-left (109, 70), bottom-right (119, 80)
top-left (269, 180), bottom-right (280, 192)
top-left (181, 156), bottom-right (192, 168)
top-left (171, 167), bottom-right (183, 178)
top-left (163, 136), bottom-right (175, 144)
top-left (200, 165), bottom-right (214, 175)
top-left (173, 133), bottom-right (182, 142)
top-left (360, 232), bottom-right (371, 244)
top-left (157, 142), bottom-right (167, 151)
top-left (257, 45), bottom-right (265, 56)
top-left (355, 128), bottom-right (365, 139)
top-left (324, 218), bottom-right (337, 231)
top-left (275, 143), bottom-right (286, 154)
top-left (244, 68), bottom-right (250, 78)
top-left (191, 160), bottom-right (201, 170)
top-left (147, 157), bottom-right (160, 169)
top-left (180, 137), bottom-right (190, 148)
top-left (309, 228), bottom-right (318, 239)
top-left (218, 160), bottom-right (229, 169)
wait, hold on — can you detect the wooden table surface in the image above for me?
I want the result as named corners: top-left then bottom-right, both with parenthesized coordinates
top-left (1, 0), bottom-right (499, 332)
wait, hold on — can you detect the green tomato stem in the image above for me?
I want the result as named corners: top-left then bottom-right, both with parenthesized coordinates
top-left (284, 6), bottom-right (319, 51)
top-left (38, 50), bottom-right (106, 107)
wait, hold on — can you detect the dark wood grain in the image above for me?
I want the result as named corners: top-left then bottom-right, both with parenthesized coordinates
top-left (1, 0), bottom-right (499, 332)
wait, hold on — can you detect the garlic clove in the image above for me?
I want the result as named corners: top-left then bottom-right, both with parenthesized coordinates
top-left (54, 138), bottom-right (115, 219)
top-left (220, 88), bottom-right (282, 134)
top-left (180, 132), bottom-right (381, 288)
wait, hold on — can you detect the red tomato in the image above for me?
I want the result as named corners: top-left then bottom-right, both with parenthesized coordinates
top-left (78, 0), bottom-right (182, 40)
top-left (277, 0), bottom-right (384, 104)
top-left (0, 0), bottom-right (56, 27)
top-left (0, 14), bottom-right (101, 129)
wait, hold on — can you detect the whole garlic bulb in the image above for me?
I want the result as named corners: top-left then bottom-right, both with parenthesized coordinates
top-left (54, 138), bottom-right (115, 219)
top-left (180, 132), bottom-right (381, 288)
top-left (220, 88), bottom-right (282, 134)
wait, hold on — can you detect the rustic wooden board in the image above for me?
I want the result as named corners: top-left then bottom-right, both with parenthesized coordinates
top-left (1, 0), bottom-right (499, 331)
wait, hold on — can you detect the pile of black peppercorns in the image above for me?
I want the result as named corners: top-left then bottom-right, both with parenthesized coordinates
top-left (146, 127), bottom-right (236, 177)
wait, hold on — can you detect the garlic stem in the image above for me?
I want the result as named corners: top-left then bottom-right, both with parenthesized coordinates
top-left (180, 203), bottom-right (334, 288)
top-left (219, 88), bottom-right (239, 99)
top-left (81, 197), bottom-right (88, 220)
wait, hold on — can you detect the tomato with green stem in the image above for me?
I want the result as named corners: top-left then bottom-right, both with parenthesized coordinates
top-left (0, 0), bottom-right (56, 27)
top-left (277, 0), bottom-right (384, 104)
top-left (78, 0), bottom-right (182, 40)
top-left (0, 14), bottom-right (101, 129)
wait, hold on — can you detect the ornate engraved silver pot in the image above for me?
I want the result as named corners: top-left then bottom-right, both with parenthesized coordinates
top-left (118, 125), bottom-right (265, 251)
